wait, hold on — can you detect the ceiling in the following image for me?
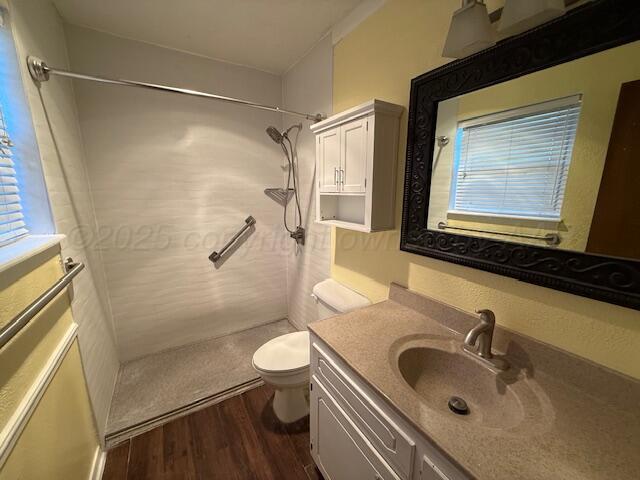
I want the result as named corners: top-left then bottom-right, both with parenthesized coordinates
top-left (52, 0), bottom-right (364, 74)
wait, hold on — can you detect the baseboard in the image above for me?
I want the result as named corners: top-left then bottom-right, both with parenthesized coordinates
top-left (0, 322), bottom-right (79, 469)
top-left (105, 378), bottom-right (263, 448)
top-left (89, 447), bottom-right (106, 480)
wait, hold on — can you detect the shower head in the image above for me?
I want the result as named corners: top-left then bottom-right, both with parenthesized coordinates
top-left (266, 126), bottom-right (284, 145)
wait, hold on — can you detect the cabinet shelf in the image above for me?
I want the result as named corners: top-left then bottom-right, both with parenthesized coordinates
top-left (317, 194), bottom-right (366, 228)
top-left (316, 219), bottom-right (371, 232)
top-left (319, 192), bottom-right (366, 197)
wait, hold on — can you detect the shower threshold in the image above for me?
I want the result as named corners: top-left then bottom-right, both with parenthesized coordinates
top-left (105, 319), bottom-right (295, 447)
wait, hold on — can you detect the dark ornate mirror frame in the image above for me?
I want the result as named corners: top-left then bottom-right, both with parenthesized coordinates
top-left (400, 0), bottom-right (640, 310)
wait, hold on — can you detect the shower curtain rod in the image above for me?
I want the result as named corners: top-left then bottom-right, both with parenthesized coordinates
top-left (26, 56), bottom-right (325, 122)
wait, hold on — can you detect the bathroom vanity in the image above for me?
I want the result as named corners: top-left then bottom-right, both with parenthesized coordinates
top-left (309, 333), bottom-right (463, 480)
top-left (308, 284), bottom-right (640, 480)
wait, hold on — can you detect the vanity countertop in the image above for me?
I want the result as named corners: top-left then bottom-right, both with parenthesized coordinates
top-left (308, 285), bottom-right (640, 480)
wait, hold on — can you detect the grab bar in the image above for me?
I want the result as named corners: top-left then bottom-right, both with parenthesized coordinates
top-left (437, 222), bottom-right (561, 245)
top-left (0, 257), bottom-right (84, 350)
top-left (209, 216), bottom-right (256, 263)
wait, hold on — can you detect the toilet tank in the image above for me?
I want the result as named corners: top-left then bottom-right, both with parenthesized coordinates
top-left (311, 279), bottom-right (371, 320)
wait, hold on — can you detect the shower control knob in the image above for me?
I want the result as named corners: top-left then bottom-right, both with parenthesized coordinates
top-left (290, 227), bottom-right (305, 246)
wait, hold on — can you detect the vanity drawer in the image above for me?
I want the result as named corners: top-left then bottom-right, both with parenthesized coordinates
top-left (311, 342), bottom-right (415, 480)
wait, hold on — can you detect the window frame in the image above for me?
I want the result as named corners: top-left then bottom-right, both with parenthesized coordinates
top-left (447, 94), bottom-right (582, 223)
top-left (0, 6), bottom-right (54, 257)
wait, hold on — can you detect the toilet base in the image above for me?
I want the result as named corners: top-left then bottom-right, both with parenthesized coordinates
top-left (272, 383), bottom-right (309, 423)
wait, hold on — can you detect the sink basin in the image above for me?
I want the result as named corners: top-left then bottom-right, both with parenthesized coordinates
top-left (394, 336), bottom-right (548, 431)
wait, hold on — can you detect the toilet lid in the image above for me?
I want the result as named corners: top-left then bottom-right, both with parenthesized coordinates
top-left (253, 331), bottom-right (310, 373)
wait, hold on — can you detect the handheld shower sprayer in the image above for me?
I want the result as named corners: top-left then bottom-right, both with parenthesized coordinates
top-left (266, 124), bottom-right (305, 245)
top-left (265, 124), bottom-right (302, 145)
top-left (266, 126), bottom-right (284, 145)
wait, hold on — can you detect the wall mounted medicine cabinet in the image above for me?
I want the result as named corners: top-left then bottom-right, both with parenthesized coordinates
top-left (311, 99), bottom-right (403, 232)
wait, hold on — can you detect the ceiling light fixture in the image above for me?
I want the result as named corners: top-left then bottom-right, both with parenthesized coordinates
top-left (442, 0), bottom-right (496, 59)
top-left (498, 0), bottom-right (566, 36)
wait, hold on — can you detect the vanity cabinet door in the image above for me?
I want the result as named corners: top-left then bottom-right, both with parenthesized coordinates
top-left (312, 343), bottom-right (415, 479)
top-left (317, 127), bottom-right (341, 193)
top-left (311, 377), bottom-right (400, 480)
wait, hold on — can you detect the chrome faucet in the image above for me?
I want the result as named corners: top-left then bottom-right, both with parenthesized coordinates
top-left (463, 309), bottom-right (509, 370)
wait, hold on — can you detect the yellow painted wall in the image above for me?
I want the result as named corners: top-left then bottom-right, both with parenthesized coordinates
top-left (0, 247), bottom-right (99, 479)
top-left (0, 342), bottom-right (98, 480)
top-left (0, 252), bottom-right (73, 424)
top-left (332, 0), bottom-right (640, 379)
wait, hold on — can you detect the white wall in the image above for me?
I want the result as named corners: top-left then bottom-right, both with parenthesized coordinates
top-left (8, 0), bottom-right (119, 438)
top-left (282, 35), bottom-right (333, 330)
top-left (64, 25), bottom-right (289, 361)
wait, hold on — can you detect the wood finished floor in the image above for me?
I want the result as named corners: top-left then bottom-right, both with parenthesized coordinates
top-left (103, 384), bottom-right (322, 480)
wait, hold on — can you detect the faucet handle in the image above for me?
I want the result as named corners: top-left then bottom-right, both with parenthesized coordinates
top-left (475, 309), bottom-right (496, 325)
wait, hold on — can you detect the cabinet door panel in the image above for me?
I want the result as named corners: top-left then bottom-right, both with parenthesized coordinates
top-left (318, 128), bottom-right (341, 193)
top-left (341, 119), bottom-right (368, 193)
top-left (311, 377), bottom-right (400, 480)
top-left (313, 344), bottom-right (415, 479)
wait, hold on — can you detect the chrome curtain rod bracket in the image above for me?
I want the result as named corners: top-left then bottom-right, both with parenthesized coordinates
top-left (26, 56), bottom-right (326, 122)
top-left (0, 257), bottom-right (84, 350)
top-left (209, 216), bottom-right (256, 264)
top-left (437, 221), bottom-right (561, 245)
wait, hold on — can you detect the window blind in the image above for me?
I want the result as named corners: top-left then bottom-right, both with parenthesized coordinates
top-left (450, 96), bottom-right (581, 220)
top-left (0, 105), bottom-right (28, 246)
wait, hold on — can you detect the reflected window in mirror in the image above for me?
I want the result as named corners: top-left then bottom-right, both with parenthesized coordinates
top-left (449, 96), bottom-right (581, 222)
top-left (427, 41), bottom-right (640, 254)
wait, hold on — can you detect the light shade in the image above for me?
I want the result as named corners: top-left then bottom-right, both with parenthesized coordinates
top-left (498, 0), bottom-right (566, 36)
top-left (442, 1), bottom-right (496, 59)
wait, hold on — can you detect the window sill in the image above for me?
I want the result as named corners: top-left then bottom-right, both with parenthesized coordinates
top-left (0, 234), bottom-right (65, 275)
top-left (447, 210), bottom-right (562, 227)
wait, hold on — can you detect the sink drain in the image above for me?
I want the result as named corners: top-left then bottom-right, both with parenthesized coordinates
top-left (448, 396), bottom-right (470, 415)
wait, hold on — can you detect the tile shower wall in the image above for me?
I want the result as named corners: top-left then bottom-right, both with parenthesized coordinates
top-left (282, 35), bottom-right (333, 329)
top-left (65, 26), bottom-right (289, 361)
top-left (9, 0), bottom-right (120, 436)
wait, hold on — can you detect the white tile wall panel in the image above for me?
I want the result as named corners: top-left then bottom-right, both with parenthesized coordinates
top-left (282, 35), bottom-right (333, 330)
top-left (64, 25), bottom-right (289, 361)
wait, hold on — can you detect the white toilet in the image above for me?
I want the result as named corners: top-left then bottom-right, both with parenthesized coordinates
top-left (252, 279), bottom-right (370, 423)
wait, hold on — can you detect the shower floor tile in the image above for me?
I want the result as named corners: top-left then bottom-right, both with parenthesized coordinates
top-left (106, 320), bottom-right (295, 441)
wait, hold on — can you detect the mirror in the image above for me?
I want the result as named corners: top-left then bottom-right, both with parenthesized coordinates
top-left (401, 0), bottom-right (640, 310)
top-left (428, 41), bottom-right (640, 260)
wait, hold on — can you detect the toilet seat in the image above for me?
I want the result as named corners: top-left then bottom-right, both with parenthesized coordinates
top-left (252, 331), bottom-right (310, 375)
